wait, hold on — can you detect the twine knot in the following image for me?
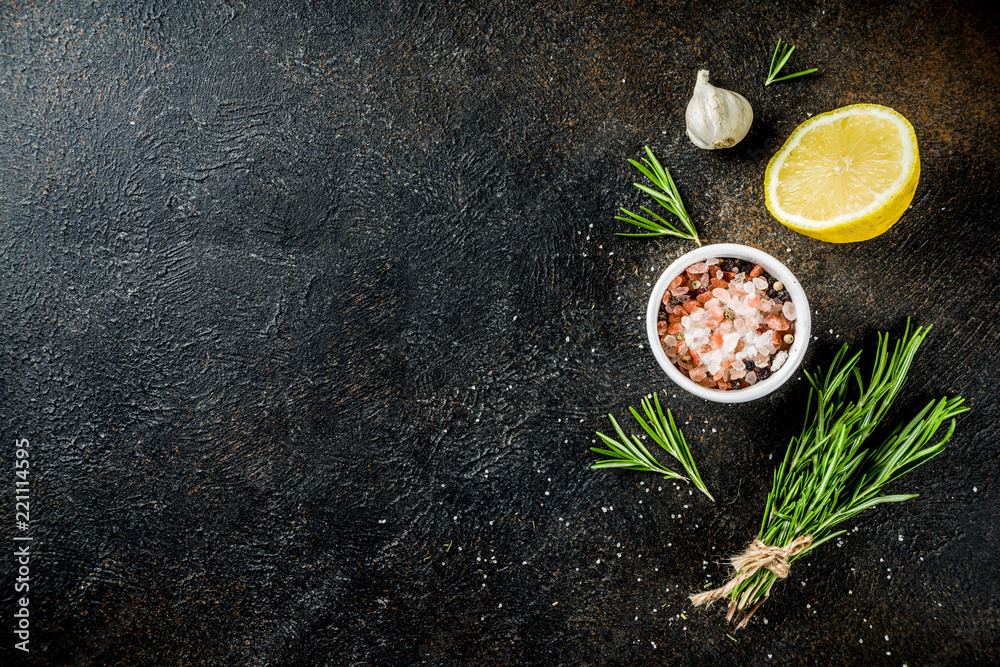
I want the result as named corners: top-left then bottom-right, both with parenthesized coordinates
top-left (689, 535), bottom-right (813, 622)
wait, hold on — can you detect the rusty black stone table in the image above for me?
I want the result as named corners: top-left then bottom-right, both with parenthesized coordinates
top-left (2, 1), bottom-right (999, 665)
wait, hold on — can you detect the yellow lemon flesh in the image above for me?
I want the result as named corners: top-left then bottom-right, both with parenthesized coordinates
top-left (764, 104), bottom-right (920, 243)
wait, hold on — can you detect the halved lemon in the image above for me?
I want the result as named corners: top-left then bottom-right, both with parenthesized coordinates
top-left (764, 104), bottom-right (920, 243)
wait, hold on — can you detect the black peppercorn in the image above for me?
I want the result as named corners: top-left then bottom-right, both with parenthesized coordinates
top-left (744, 360), bottom-right (755, 371)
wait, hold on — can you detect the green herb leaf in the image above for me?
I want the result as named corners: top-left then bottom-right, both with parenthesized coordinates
top-left (765, 39), bottom-right (819, 86)
top-left (590, 393), bottom-right (714, 501)
top-left (616, 147), bottom-right (701, 245)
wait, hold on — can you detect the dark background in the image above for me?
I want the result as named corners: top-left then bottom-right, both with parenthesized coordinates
top-left (2, 0), bottom-right (998, 665)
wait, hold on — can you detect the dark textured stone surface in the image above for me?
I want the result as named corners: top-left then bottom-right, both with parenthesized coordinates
top-left (2, 1), bottom-right (999, 665)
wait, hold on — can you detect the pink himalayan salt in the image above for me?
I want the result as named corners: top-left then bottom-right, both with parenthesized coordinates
top-left (686, 262), bottom-right (709, 274)
top-left (766, 314), bottom-right (790, 331)
top-left (659, 260), bottom-right (797, 389)
top-left (745, 371), bottom-right (758, 385)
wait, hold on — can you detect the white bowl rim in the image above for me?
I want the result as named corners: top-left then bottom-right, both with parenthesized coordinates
top-left (646, 243), bottom-right (811, 403)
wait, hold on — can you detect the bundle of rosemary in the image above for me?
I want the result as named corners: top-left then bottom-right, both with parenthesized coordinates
top-left (691, 322), bottom-right (967, 628)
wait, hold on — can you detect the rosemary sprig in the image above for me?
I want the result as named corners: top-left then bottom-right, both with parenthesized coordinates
top-left (615, 146), bottom-right (702, 245)
top-left (765, 39), bottom-right (818, 86)
top-left (591, 393), bottom-right (714, 501)
top-left (717, 321), bottom-right (967, 627)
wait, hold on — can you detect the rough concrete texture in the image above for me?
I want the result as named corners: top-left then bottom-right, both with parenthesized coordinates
top-left (1, 1), bottom-right (999, 665)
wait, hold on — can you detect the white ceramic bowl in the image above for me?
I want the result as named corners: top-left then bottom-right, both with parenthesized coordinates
top-left (646, 243), bottom-right (811, 403)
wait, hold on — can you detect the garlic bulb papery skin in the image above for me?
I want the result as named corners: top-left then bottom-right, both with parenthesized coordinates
top-left (685, 70), bottom-right (753, 150)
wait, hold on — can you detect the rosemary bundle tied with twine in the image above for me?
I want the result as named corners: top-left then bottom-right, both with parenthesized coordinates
top-left (691, 322), bottom-right (967, 629)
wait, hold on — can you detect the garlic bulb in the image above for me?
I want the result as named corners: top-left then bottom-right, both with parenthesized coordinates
top-left (685, 70), bottom-right (753, 150)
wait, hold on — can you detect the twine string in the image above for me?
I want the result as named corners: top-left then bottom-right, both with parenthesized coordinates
top-left (689, 535), bottom-right (813, 609)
